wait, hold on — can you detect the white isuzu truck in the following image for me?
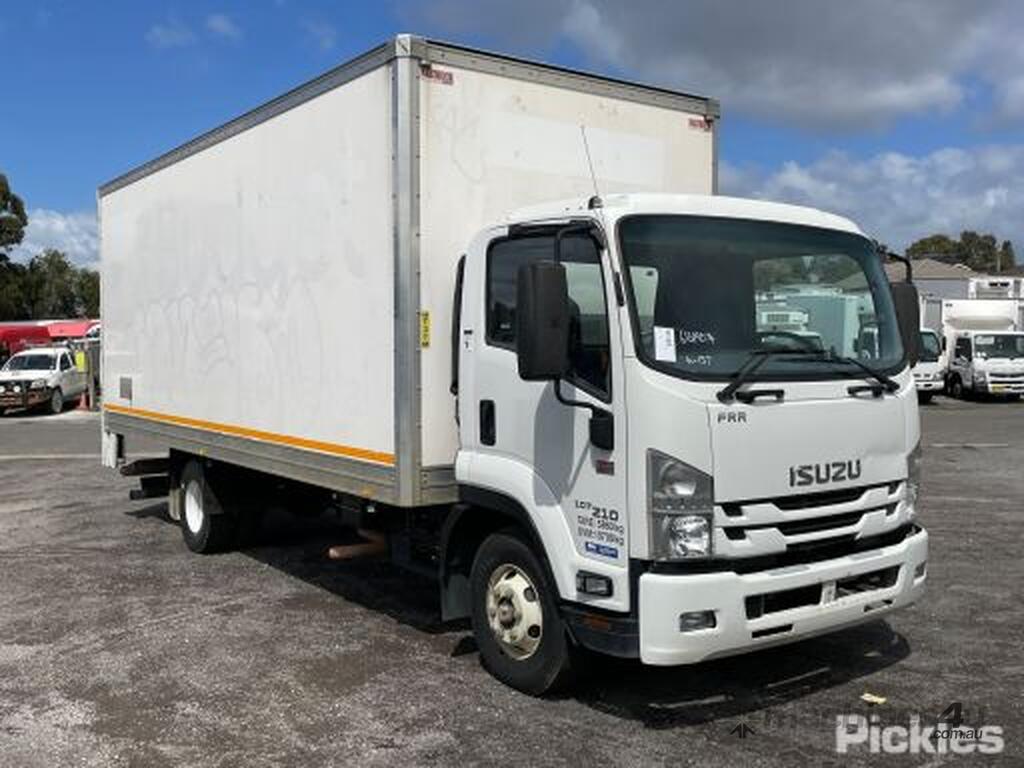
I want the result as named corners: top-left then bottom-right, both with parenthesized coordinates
top-left (926, 299), bottom-right (1024, 398)
top-left (100, 36), bottom-right (928, 694)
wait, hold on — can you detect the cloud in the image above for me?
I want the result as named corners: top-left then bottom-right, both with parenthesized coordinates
top-left (301, 19), bottom-right (337, 51)
top-left (722, 145), bottom-right (1024, 252)
top-left (206, 13), bottom-right (242, 41)
top-left (10, 210), bottom-right (99, 268)
top-left (399, 0), bottom-right (1024, 129)
top-left (146, 17), bottom-right (195, 49)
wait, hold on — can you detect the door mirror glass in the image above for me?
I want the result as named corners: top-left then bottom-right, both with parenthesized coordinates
top-left (515, 261), bottom-right (570, 381)
top-left (890, 282), bottom-right (920, 366)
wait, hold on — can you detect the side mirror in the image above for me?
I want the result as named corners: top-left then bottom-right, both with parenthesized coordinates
top-left (515, 261), bottom-right (570, 381)
top-left (890, 282), bottom-right (920, 367)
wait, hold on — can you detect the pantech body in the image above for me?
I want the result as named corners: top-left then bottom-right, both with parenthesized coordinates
top-left (100, 36), bottom-right (927, 694)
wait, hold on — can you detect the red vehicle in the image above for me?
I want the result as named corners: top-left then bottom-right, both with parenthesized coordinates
top-left (0, 325), bottom-right (52, 366)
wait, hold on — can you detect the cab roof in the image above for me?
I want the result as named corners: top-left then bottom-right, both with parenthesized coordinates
top-left (506, 193), bottom-right (864, 238)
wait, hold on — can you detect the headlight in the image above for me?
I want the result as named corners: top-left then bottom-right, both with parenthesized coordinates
top-left (649, 450), bottom-right (714, 559)
top-left (906, 441), bottom-right (922, 516)
top-left (29, 379), bottom-right (48, 390)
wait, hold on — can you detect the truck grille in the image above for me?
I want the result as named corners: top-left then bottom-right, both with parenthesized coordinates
top-left (715, 483), bottom-right (906, 561)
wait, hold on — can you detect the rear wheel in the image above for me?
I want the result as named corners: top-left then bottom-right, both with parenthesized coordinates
top-left (470, 531), bottom-right (573, 695)
top-left (177, 460), bottom-right (237, 553)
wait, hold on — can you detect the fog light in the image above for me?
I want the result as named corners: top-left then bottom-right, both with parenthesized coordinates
top-left (914, 561), bottom-right (926, 579)
top-left (679, 610), bottom-right (716, 632)
top-left (576, 571), bottom-right (613, 597)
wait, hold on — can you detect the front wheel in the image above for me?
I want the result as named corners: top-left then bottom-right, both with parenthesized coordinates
top-left (48, 388), bottom-right (63, 414)
top-left (470, 531), bottom-right (573, 695)
top-left (917, 391), bottom-right (933, 404)
top-left (948, 375), bottom-right (964, 399)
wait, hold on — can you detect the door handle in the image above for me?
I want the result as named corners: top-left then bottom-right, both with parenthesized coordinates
top-left (479, 400), bottom-right (496, 446)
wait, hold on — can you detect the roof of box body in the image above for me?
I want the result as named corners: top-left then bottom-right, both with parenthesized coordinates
top-left (505, 194), bottom-right (864, 237)
top-left (98, 35), bottom-right (716, 197)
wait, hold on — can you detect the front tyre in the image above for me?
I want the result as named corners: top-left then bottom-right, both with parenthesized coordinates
top-left (470, 531), bottom-right (573, 695)
top-left (948, 375), bottom-right (965, 399)
top-left (48, 388), bottom-right (63, 414)
top-left (917, 391), bottom-right (933, 404)
top-left (178, 460), bottom-right (237, 553)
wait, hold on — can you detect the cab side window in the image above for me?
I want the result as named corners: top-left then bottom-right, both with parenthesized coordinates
top-left (954, 338), bottom-right (972, 361)
top-left (486, 233), bottom-right (611, 400)
top-left (61, 354), bottom-right (73, 371)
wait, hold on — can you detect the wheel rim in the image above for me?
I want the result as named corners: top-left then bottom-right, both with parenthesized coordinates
top-left (485, 563), bottom-right (543, 660)
top-left (184, 479), bottom-right (204, 534)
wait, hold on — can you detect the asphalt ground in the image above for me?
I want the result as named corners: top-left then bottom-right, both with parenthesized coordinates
top-left (0, 398), bottom-right (1021, 766)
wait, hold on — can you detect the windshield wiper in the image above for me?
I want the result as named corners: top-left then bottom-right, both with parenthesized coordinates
top-left (716, 349), bottom-right (820, 403)
top-left (788, 352), bottom-right (900, 395)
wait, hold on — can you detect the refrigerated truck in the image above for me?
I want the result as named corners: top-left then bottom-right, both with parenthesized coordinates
top-left (100, 35), bottom-right (928, 694)
top-left (922, 298), bottom-right (1024, 397)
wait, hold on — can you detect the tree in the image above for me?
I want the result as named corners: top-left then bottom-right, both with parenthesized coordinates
top-left (0, 174), bottom-right (28, 256)
top-left (22, 249), bottom-right (78, 318)
top-left (906, 231), bottom-right (1016, 273)
top-left (76, 268), bottom-right (100, 317)
top-left (998, 240), bottom-right (1016, 272)
top-left (906, 234), bottom-right (958, 261)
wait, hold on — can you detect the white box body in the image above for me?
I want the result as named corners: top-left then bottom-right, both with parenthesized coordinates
top-left (100, 36), bottom-right (717, 506)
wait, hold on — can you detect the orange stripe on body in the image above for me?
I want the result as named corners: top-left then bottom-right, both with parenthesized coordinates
top-left (103, 403), bottom-right (395, 466)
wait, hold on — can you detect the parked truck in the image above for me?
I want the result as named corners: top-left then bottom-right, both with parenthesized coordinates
top-left (913, 328), bottom-right (944, 403)
top-left (924, 299), bottom-right (1024, 398)
top-left (100, 36), bottom-right (928, 694)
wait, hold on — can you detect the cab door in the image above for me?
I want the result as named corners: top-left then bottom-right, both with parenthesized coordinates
top-left (456, 225), bottom-right (630, 597)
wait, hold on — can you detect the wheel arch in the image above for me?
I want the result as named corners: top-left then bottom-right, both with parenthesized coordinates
top-left (440, 485), bottom-right (561, 622)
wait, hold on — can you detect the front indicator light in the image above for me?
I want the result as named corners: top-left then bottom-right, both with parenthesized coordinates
top-left (906, 441), bottom-right (922, 514)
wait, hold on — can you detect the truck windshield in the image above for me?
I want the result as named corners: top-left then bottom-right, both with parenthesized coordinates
top-left (975, 334), bottom-right (1024, 359)
top-left (3, 354), bottom-right (55, 371)
top-left (618, 215), bottom-right (904, 380)
top-left (919, 331), bottom-right (941, 362)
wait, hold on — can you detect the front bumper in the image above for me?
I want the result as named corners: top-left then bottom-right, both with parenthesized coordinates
top-left (638, 526), bottom-right (927, 665)
top-left (914, 379), bottom-right (943, 392)
top-left (0, 388), bottom-right (50, 409)
top-left (976, 380), bottom-right (1024, 394)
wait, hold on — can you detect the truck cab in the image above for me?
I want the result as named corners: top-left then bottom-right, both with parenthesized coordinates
top-left (946, 331), bottom-right (1024, 399)
top-left (913, 329), bottom-right (944, 403)
top-left (453, 193), bottom-right (927, 681)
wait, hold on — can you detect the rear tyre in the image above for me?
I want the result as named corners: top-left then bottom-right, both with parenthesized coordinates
top-left (470, 530), bottom-right (573, 695)
top-left (48, 388), bottom-right (64, 414)
top-left (178, 460), bottom-right (237, 554)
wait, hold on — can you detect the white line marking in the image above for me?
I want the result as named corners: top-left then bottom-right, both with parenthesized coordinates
top-left (0, 454), bottom-right (99, 460)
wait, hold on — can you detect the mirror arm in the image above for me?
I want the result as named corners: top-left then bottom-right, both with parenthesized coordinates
top-left (889, 251), bottom-right (913, 283)
top-left (553, 379), bottom-right (601, 416)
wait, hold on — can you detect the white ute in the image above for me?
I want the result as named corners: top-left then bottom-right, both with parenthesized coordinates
top-left (0, 346), bottom-right (87, 415)
top-left (100, 36), bottom-right (928, 694)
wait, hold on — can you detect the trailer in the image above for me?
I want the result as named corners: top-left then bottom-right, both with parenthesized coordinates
top-left (101, 35), bottom-right (928, 694)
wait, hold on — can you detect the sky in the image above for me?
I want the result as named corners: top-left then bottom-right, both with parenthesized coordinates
top-left (2, 0), bottom-right (1023, 268)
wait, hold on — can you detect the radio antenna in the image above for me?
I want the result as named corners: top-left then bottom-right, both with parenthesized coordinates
top-left (580, 125), bottom-right (602, 207)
